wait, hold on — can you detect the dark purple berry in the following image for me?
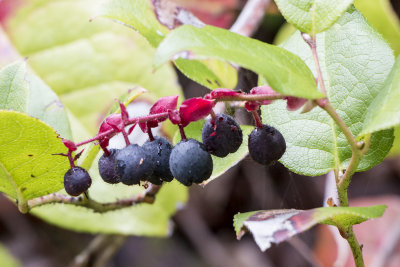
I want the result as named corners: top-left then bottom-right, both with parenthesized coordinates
top-left (98, 149), bottom-right (120, 184)
top-left (142, 137), bottom-right (174, 185)
top-left (248, 124), bottom-right (286, 165)
top-left (202, 113), bottom-right (243, 157)
top-left (169, 139), bottom-right (213, 186)
top-left (64, 166), bottom-right (92, 196)
top-left (115, 144), bottom-right (155, 185)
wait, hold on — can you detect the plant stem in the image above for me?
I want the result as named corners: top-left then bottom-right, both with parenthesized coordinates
top-left (179, 125), bottom-right (187, 140)
top-left (304, 32), bottom-right (366, 267)
top-left (215, 93), bottom-right (284, 102)
top-left (301, 33), bottom-right (326, 95)
top-left (27, 184), bottom-right (161, 212)
top-left (251, 110), bottom-right (263, 128)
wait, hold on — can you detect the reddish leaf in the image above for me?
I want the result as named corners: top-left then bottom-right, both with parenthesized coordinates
top-left (168, 109), bottom-right (181, 125)
top-left (139, 122), bottom-right (148, 133)
top-left (62, 139), bottom-right (77, 151)
top-left (150, 95), bottom-right (179, 120)
top-left (244, 101), bottom-right (259, 111)
top-left (250, 85), bottom-right (278, 105)
top-left (99, 113), bottom-right (123, 134)
top-left (119, 101), bottom-right (129, 122)
top-left (285, 96), bottom-right (307, 111)
top-left (179, 98), bottom-right (214, 126)
top-left (210, 88), bottom-right (242, 99)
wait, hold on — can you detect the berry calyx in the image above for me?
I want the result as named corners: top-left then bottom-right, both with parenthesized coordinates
top-left (202, 114), bottom-right (243, 157)
top-left (142, 137), bottom-right (174, 184)
top-left (248, 124), bottom-right (286, 165)
top-left (115, 144), bottom-right (155, 185)
top-left (98, 149), bottom-right (120, 184)
top-left (64, 166), bottom-right (92, 196)
top-left (169, 139), bottom-right (213, 186)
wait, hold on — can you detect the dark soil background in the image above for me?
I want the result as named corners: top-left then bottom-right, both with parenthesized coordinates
top-left (1, 1), bottom-right (400, 266)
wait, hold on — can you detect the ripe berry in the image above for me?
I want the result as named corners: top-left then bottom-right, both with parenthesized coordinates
top-left (169, 139), bottom-right (213, 186)
top-left (202, 114), bottom-right (243, 157)
top-left (64, 166), bottom-right (92, 196)
top-left (115, 144), bottom-right (155, 185)
top-left (98, 149), bottom-right (120, 184)
top-left (248, 124), bottom-right (286, 165)
top-left (142, 137), bottom-right (174, 185)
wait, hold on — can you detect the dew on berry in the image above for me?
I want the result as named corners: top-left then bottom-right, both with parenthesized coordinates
top-left (202, 114), bottom-right (243, 157)
top-left (248, 124), bottom-right (286, 165)
top-left (169, 139), bottom-right (213, 186)
top-left (64, 166), bottom-right (92, 196)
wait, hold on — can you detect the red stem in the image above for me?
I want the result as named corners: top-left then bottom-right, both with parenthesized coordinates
top-left (179, 125), bottom-right (187, 140)
top-left (148, 127), bottom-right (155, 141)
top-left (67, 151), bottom-right (75, 168)
top-left (251, 110), bottom-right (263, 128)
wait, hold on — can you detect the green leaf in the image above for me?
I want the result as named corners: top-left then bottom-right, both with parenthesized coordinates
top-left (389, 126), bottom-right (400, 156)
top-left (0, 111), bottom-right (68, 203)
top-left (362, 56), bottom-right (400, 134)
top-left (155, 25), bottom-right (324, 99)
top-left (262, 8), bottom-right (395, 176)
top-left (101, 0), bottom-right (168, 47)
top-left (233, 205), bottom-right (386, 251)
top-left (0, 244), bottom-right (20, 267)
top-left (0, 61), bottom-right (72, 139)
top-left (173, 120), bottom-right (254, 185)
top-left (5, 0), bottom-right (182, 135)
top-left (0, 62), bottom-right (28, 112)
top-left (355, 0), bottom-right (400, 56)
top-left (99, 0), bottom-right (237, 90)
top-left (275, 0), bottom-right (354, 35)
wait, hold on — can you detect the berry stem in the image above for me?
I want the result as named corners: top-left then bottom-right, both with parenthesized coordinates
top-left (121, 128), bottom-right (131, 146)
top-left (67, 150), bottom-right (75, 168)
top-left (251, 110), bottom-right (263, 128)
top-left (209, 109), bottom-right (217, 120)
top-left (147, 127), bottom-right (155, 141)
top-left (178, 125), bottom-right (187, 140)
top-left (75, 112), bottom-right (169, 147)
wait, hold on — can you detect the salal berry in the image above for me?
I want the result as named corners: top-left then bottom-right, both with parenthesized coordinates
top-left (64, 167), bottom-right (92, 196)
top-left (142, 137), bottom-right (174, 185)
top-left (98, 149), bottom-right (120, 184)
top-left (202, 114), bottom-right (243, 157)
top-left (115, 144), bottom-right (155, 185)
top-left (248, 124), bottom-right (286, 165)
top-left (169, 139), bottom-right (213, 186)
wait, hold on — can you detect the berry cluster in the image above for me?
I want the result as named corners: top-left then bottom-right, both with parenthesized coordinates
top-left (60, 86), bottom-right (304, 196)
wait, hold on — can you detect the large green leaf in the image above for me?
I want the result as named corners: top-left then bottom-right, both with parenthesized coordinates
top-left (0, 111), bottom-right (68, 205)
top-left (99, 0), bottom-right (237, 90)
top-left (275, 0), bottom-right (354, 35)
top-left (355, 0), bottom-right (400, 56)
top-left (362, 56), bottom-right (400, 134)
top-left (262, 8), bottom-right (394, 176)
top-left (4, 0), bottom-right (182, 135)
top-left (0, 61), bottom-right (72, 139)
top-left (155, 25), bottom-right (324, 99)
top-left (0, 62), bottom-right (28, 112)
top-left (234, 205), bottom-right (386, 251)
top-left (173, 120), bottom-right (254, 185)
